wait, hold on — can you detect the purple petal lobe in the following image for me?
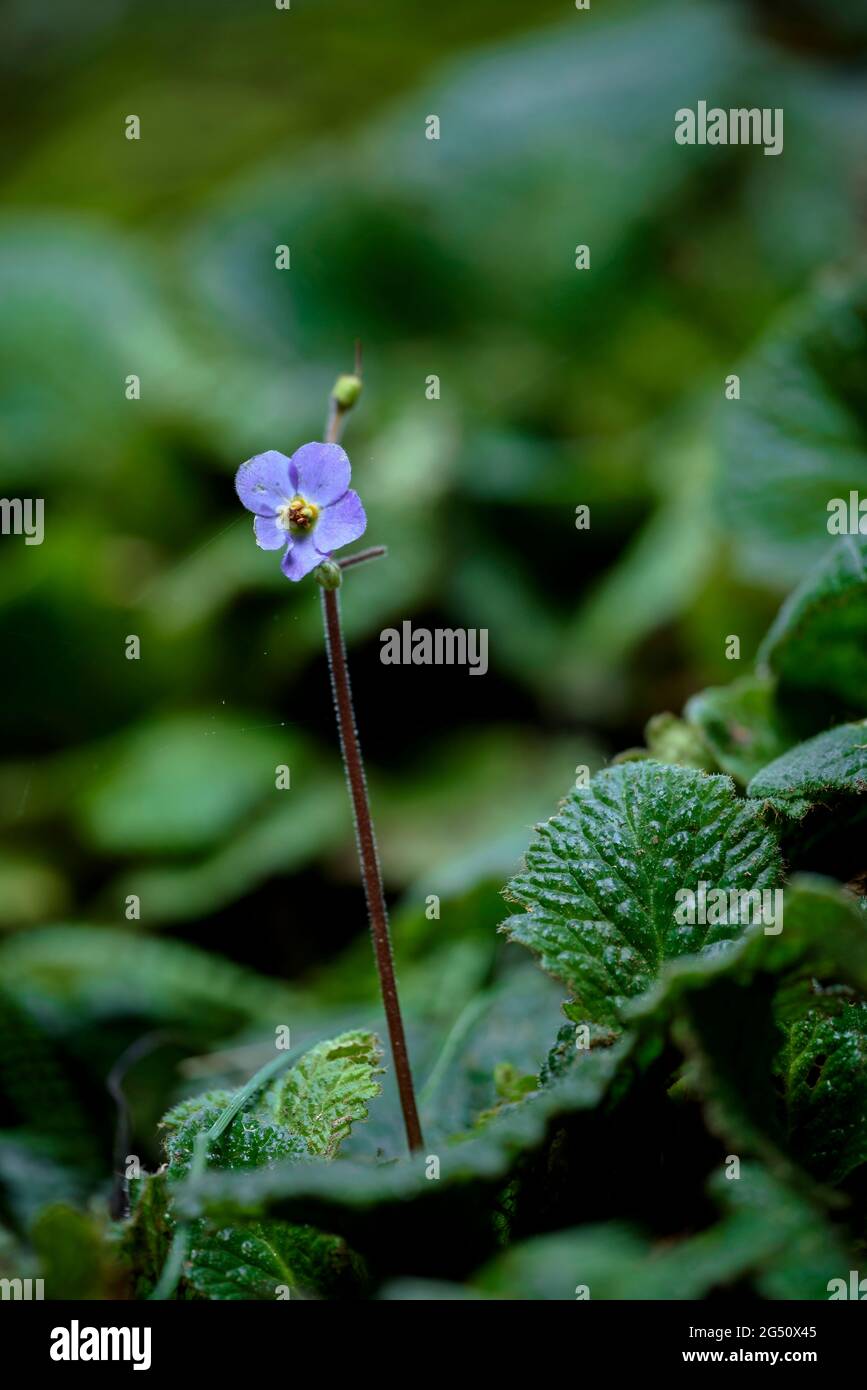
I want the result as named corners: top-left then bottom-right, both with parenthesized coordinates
top-left (254, 514), bottom-right (287, 550)
top-left (280, 534), bottom-right (324, 582)
top-left (315, 489), bottom-right (367, 553)
top-left (235, 451), bottom-right (293, 515)
top-left (291, 442), bottom-right (351, 507)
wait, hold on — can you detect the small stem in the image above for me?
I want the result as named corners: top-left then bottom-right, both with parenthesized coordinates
top-left (320, 379), bottom-right (423, 1154)
top-left (338, 544), bottom-right (387, 571)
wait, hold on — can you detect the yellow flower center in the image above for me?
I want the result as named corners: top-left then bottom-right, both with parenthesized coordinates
top-left (278, 495), bottom-right (319, 533)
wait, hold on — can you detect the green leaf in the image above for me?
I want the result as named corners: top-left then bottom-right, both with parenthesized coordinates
top-left (269, 1031), bottom-right (384, 1158)
top-left (160, 1092), bottom-right (304, 1177)
top-left (776, 984), bottom-right (867, 1184)
top-left (558, 432), bottom-right (718, 700)
top-left (172, 1044), bottom-right (629, 1230)
top-left (0, 220), bottom-right (192, 481)
top-left (116, 1173), bottom-right (173, 1300)
top-left (184, 1219), bottom-right (365, 1300)
top-left (0, 986), bottom-right (97, 1171)
top-left (418, 964), bottom-right (565, 1141)
top-left (78, 715), bottom-right (292, 855)
top-left (501, 763), bottom-right (783, 1030)
top-left (717, 273), bottom-right (867, 586)
top-left (685, 676), bottom-right (795, 787)
top-left (758, 536), bottom-right (867, 721)
top-left (189, 1), bottom-right (749, 354)
top-left (0, 927), bottom-right (301, 1035)
top-left (470, 1163), bottom-right (852, 1300)
top-left (627, 875), bottom-right (867, 1178)
top-left (630, 876), bottom-right (867, 1019)
top-left (747, 720), bottom-right (867, 818)
top-left (107, 779), bottom-right (344, 924)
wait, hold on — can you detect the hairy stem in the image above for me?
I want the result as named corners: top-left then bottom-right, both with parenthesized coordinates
top-left (321, 387), bottom-right (423, 1154)
top-left (338, 544), bottom-right (387, 571)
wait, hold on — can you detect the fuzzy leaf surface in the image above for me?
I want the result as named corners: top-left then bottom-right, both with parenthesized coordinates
top-left (184, 1218), bottom-right (365, 1300)
top-left (160, 1091), bottom-right (303, 1177)
top-left (501, 763), bottom-right (782, 1028)
top-left (269, 1030), bottom-right (384, 1158)
top-left (758, 535), bottom-right (867, 719)
top-left (747, 720), bottom-right (867, 818)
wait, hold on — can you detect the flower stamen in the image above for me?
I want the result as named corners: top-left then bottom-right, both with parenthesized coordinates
top-left (279, 495), bottom-right (319, 533)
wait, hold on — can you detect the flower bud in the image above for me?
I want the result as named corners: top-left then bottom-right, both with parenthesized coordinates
top-left (332, 374), bottom-right (363, 409)
top-left (312, 559), bottom-right (342, 590)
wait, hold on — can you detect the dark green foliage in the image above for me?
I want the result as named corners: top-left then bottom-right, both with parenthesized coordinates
top-left (3, 0), bottom-right (867, 1304)
top-left (501, 763), bottom-right (783, 1031)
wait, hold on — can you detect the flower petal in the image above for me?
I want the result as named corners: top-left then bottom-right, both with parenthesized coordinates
top-left (291, 442), bottom-right (351, 507)
top-left (235, 451), bottom-right (293, 515)
top-left (280, 534), bottom-right (325, 582)
top-left (253, 514), bottom-right (287, 550)
top-left (314, 489), bottom-right (367, 553)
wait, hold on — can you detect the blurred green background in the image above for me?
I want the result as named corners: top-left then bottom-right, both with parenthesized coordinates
top-left (1, 0), bottom-right (867, 1229)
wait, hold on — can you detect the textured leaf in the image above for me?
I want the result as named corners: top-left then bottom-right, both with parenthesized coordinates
top-left (629, 876), bottom-right (867, 1021)
top-left (173, 1044), bottom-right (629, 1226)
top-left (628, 876), bottom-right (867, 1177)
top-left (269, 1031), bottom-right (384, 1158)
top-left (116, 1173), bottom-right (173, 1300)
top-left (161, 1092), bottom-right (304, 1177)
top-left (685, 676), bottom-right (794, 787)
top-left (501, 763), bottom-right (782, 1030)
top-left (776, 984), bottom-right (867, 1184)
top-left (747, 720), bottom-right (867, 818)
top-left (184, 1219), bottom-right (365, 1301)
top-left (758, 536), bottom-right (867, 720)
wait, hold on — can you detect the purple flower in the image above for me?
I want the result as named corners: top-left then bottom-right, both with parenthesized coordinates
top-left (235, 442), bottom-right (367, 581)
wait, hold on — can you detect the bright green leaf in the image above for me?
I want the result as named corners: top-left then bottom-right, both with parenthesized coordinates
top-left (269, 1031), bottom-right (384, 1158)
